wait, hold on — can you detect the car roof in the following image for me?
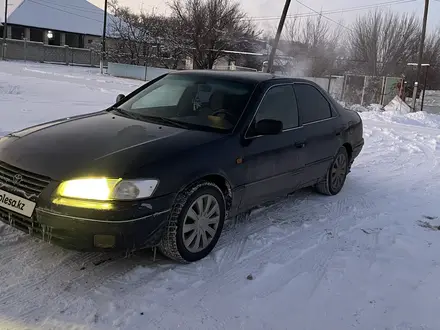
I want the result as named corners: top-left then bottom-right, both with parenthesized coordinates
top-left (167, 70), bottom-right (325, 90)
top-left (168, 70), bottom-right (274, 83)
top-left (168, 70), bottom-right (312, 84)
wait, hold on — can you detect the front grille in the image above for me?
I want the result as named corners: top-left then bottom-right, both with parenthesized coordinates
top-left (0, 207), bottom-right (42, 235)
top-left (0, 161), bottom-right (51, 197)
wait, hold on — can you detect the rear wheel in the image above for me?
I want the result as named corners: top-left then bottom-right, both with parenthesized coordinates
top-left (159, 181), bottom-right (225, 263)
top-left (315, 147), bottom-right (349, 196)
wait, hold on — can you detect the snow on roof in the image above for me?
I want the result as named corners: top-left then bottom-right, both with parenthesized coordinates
top-left (2, 0), bottom-right (115, 37)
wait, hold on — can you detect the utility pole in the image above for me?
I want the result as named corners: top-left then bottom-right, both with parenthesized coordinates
top-left (266, 0), bottom-right (291, 73)
top-left (411, 0), bottom-right (430, 111)
top-left (100, 0), bottom-right (108, 74)
top-left (2, 0), bottom-right (8, 60)
top-left (420, 64), bottom-right (430, 112)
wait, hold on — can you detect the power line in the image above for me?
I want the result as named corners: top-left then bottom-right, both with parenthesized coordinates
top-left (249, 0), bottom-right (416, 21)
top-left (26, 0), bottom-right (418, 26)
top-left (295, 0), bottom-right (354, 31)
top-left (27, 0), bottom-right (417, 24)
top-left (250, 0), bottom-right (416, 21)
top-left (32, 0), bottom-right (104, 15)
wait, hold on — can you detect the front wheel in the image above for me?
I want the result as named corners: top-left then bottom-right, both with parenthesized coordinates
top-left (159, 181), bottom-right (226, 263)
top-left (315, 146), bottom-right (349, 196)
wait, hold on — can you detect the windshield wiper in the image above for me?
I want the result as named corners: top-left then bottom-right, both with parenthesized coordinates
top-left (110, 107), bottom-right (145, 121)
top-left (110, 109), bottom-right (189, 129)
top-left (140, 116), bottom-right (190, 129)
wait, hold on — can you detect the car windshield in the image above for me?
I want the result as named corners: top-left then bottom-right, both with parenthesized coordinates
top-left (115, 74), bottom-right (255, 132)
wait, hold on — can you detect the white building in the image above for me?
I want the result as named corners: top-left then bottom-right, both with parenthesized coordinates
top-left (0, 0), bottom-right (113, 48)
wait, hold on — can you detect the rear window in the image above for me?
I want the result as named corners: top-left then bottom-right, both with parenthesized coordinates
top-left (294, 84), bottom-right (332, 124)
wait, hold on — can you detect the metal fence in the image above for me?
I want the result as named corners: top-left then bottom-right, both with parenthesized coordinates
top-left (340, 74), bottom-right (402, 106)
top-left (107, 62), bottom-right (171, 81)
top-left (2, 38), bottom-right (100, 66)
top-left (1, 41), bottom-right (404, 108)
top-left (295, 74), bottom-right (402, 107)
top-left (105, 62), bottom-right (403, 107)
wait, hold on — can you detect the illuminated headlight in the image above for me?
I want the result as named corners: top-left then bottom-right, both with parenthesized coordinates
top-left (55, 177), bottom-right (159, 201)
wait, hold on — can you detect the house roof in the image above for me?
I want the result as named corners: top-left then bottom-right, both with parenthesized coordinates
top-left (1, 0), bottom-right (115, 36)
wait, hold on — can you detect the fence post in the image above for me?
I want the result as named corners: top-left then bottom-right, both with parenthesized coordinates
top-left (327, 75), bottom-right (332, 93)
top-left (144, 61), bottom-right (148, 81)
top-left (89, 49), bottom-right (92, 66)
top-left (23, 38), bottom-right (27, 62)
top-left (360, 75), bottom-right (367, 106)
top-left (341, 75), bottom-right (347, 103)
top-left (64, 45), bottom-right (69, 65)
top-left (1, 40), bottom-right (6, 60)
top-left (380, 76), bottom-right (386, 105)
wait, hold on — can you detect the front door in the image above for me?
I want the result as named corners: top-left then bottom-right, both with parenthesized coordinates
top-left (240, 84), bottom-right (306, 209)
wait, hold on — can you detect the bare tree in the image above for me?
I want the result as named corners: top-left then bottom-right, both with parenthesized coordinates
top-left (282, 15), bottom-right (344, 76)
top-left (404, 27), bottom-right (440, 90)
top-left (421, 28), bottom-right (440, 89)
top-left (149, 16), bottom-right (191, 69)
top-left (107, 0), bottom-right (159, 65)
top-left (169, 0), bottom-right (260, 69)
top-left (349, 10), bottom-right (420, 76)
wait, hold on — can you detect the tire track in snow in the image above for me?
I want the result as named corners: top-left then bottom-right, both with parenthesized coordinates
top-left (122, 177), bottom-right (421, 322)
top-left (126, 126), bottom-right (439, 320)
top-left (164, 190), bottom-right (412, 316)
top-left (2, 120), bottom-right (440, 328)
top-left (125, 134), bottom-right (434, 300)
top-left (0, 246), bottom-right (136, 323)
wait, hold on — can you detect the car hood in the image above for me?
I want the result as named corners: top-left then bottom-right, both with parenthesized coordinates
top-left (0, 111), bottom-right (225, 180)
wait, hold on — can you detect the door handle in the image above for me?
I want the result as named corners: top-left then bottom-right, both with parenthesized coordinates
top-left (295, 141), bottom-right (306, 148)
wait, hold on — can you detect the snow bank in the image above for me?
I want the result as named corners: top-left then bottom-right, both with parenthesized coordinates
top-left (360, 109), bottom-right (440, 129)
top-left (384, 95), bottom-right (411, 114)
top-left (349, 103), bottom-right (383, 112)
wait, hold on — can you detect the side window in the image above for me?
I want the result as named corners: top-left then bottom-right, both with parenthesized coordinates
top-left (253, 85), bottom-right (299, 132)
top-left (294, 84), bottom-right (332, 124)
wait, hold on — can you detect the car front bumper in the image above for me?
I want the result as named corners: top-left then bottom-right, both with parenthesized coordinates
top-left (0, 193), bottom-right (175, 252)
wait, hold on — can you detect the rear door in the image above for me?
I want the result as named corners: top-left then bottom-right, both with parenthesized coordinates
top-left (240, 84), bottom-right (306, 209)
top-left (293, 83), bottom-right (341, 184)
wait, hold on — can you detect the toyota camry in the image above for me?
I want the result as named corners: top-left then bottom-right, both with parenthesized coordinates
top-left (0, 70), bottom-right (363, 263)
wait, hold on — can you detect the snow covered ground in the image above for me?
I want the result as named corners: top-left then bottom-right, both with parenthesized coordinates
top-left (2, 61), bottom-right (440, 330)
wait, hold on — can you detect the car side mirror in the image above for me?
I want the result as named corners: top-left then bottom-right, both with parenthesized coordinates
top-left (254, 119), bottom-right (283, 135)
top-left (116, 94), bottom-right (125, 103)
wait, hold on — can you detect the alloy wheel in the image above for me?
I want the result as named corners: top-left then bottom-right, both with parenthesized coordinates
top-left (182, 194), bottom-right (221, 253)
top-left (330, 153), bottom-right (347, 191)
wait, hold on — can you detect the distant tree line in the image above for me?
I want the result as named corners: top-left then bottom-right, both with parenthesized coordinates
top-left (274, 10), bottom-right (439, 89)
top-left (106, 0), bottom-right (261, 70)
top-left (105, 0), bottom-right (440, 89)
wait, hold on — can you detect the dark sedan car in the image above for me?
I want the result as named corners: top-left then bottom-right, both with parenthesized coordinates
top-left (0, 70), bottom-right (363, 263)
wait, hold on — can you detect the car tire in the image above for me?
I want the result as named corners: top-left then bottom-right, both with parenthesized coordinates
top-left (315, 146), bottom-right (349, 196)
top-left (159, 181), bottom-right (226, 263)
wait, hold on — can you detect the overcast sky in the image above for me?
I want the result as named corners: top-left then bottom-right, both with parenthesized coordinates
top-left (88, 0), bottom-right (439, 32)
top-left (1, 0), bottom-right (438, 32)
